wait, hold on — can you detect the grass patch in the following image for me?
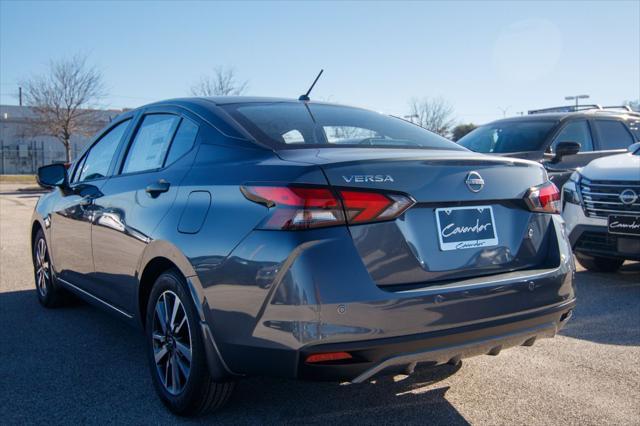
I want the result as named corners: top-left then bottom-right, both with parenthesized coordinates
top-left (0, 174), bottom-right (37, 184)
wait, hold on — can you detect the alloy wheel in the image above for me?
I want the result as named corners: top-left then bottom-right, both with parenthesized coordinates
top-left (152, 290), bottom-right (192, 395)
top-left (35, 238), bottom-right (50, 297)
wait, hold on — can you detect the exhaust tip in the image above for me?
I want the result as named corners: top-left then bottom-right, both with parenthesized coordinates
top-left (522, 336), bottom-right (537, 347)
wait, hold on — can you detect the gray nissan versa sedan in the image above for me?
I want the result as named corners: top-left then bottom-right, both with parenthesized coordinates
top-left (32, 97), bottom-right (576, 416)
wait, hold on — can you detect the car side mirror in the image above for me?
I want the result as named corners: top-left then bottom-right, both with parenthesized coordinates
top-left (552, 141), bottom-right (581, 163)
top-left (628, 141), bottom-right (640, 154)
top-left (37, 163), bottom-right (68, 189)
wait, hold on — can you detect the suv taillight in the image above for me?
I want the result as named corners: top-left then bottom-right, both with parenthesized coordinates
top-left (241, 185), bottom-right (414, 230)
top-left (525, 181), bottom-right (560, 214)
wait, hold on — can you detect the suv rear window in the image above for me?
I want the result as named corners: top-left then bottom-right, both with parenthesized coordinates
top-left (457, 120), bottom-right (557, 153)
top-left (221, 102), bottom-right (462, 151)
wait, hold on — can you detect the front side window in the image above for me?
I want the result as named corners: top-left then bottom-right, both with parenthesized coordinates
top-left (594, 120), bottom-right (635, 150)
top-left (78, 120), bottom-right (130, 182)
top-left (551, 120), bottom-right (593, 152)
top-left (122, 114), bottom-right (180, 174)
top-left (458, 120), bottom-right (557, 153)
top-left (221, 102), bottom-right (462, 150)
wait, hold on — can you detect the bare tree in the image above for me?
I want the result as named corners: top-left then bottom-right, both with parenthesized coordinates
top-left (191, 66), bottom-right (248, 97)
top-left (22, 54), bottom-right (106, 162)
top-left (408, 97), bottom-right (456, 138)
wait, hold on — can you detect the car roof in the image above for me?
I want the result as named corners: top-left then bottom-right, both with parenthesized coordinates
top-left (141, 96), bottom-right (369, 111)
top-left (486, 110), bottom-right (638, 125)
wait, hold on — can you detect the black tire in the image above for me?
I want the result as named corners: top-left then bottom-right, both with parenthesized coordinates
top-left (145, 268), bottom-right (234, 416)
top-left (32, 229), bottom-right (66, 307)
top-left (575, 253), bottom-right (624, 273)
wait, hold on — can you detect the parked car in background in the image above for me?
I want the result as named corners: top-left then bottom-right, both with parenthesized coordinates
top-left (457, 105), bottom-right (640, 188)
top-left (32, 97), bottom-right (575, 416)
top-left (562, 142), bottom-right (640, 272)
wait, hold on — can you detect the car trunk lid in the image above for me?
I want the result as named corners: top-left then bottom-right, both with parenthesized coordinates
top-left (279, 148), bottom-right (556, 286)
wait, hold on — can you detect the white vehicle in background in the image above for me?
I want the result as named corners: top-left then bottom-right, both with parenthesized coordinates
top-left (562, 142), bottom-right (640, 272)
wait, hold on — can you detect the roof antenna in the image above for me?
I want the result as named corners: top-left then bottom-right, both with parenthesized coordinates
top-left (299, 69), bottom-right (324, 101)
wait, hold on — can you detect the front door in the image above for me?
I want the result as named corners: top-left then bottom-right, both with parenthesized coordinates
top-left (51, 119), bottom-right (132, 289)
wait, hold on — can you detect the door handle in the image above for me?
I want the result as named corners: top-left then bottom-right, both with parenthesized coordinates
top-left (145, 179), bottom-right (170, 197)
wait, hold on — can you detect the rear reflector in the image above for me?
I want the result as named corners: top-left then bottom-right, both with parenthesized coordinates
top-left (305, 352), bottom-right (353, 364)
top-left (525, 181), bottom-right (560, 214)
top-left (241, 185), bottom-right (414, 230)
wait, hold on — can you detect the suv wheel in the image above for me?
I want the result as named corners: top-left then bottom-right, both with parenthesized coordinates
top-left (145, 269), bottom-right (234, 416)
top-left (33, 229), bottom-right (65, 307)
top-left (575, 254), bottom-right (624, 272)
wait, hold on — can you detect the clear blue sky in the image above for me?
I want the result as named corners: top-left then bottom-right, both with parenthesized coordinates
top-left (1, 0), bottom-right (638, 124)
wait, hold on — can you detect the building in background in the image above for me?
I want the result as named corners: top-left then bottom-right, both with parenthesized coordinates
top-left (0, 105), bottom-right (123, 174)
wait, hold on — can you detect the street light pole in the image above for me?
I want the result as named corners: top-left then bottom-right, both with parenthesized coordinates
top-left (564, 94), bottom-right (590, 110)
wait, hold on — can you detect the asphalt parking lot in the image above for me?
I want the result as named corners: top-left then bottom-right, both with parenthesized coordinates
top-left (1, 183), bottom-right (638, 425)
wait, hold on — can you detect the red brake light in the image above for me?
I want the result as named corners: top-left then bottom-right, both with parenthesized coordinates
top-left (241, 185), bottom-right (414, 230)
top-left (525, 181), bottom-right (560, 214)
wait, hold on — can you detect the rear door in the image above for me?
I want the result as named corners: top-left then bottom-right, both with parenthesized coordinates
top-left (90, 106), bottom-right (200, 313)
top-left (50, 119), bottom-right (132, 290)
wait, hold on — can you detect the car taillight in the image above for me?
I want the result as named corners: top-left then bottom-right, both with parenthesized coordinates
top-left (339, 190), bottom-right (414, 224)
top-left (241, 185), bottom-right (414, 230)
top-left (525, 181), bottom-right (560, 214)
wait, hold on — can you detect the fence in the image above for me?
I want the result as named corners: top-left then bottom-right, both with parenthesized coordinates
top-left (0, 141), bottom-right (84, 174)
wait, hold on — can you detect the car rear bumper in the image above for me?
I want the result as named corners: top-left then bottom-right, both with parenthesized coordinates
top-left (298, 299), bottom-right (574, 382)
top-left (199, 216), bottom-right (575, 380)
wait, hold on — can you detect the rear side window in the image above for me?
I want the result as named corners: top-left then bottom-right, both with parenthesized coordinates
top-left (165, 118), bottom-right (199, 165)
top-left (593, 120), bottom-right (634, 150)
top-left (552, 120), bottom-right (593, 151)
top-left (122, 114), bottom-right (180, 174)
top-left (78, 120), bottom-right (130, 182)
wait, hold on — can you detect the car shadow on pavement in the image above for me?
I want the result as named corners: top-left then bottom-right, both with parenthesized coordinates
top-left (0, 289), bottom-right (469, 425)
top-left (560, 262), bottom-right (640, 346)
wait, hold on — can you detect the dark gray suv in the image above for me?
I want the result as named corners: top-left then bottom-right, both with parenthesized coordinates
top-left (32, 97), bottom-right (575, 416)
top-left (458, 106), bottom-right (640, 188)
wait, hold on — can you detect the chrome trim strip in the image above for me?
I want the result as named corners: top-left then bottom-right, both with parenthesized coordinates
top-left (585, 207), bottom-right (640, 214)
top-left (581, 182), bottom-right (640, 188)
top-left (584, 200), bottom-right (640, 206)
top-left (57, 277), bottom-right (133, 318)
top-left (581, 190), bottom-right (623, 197)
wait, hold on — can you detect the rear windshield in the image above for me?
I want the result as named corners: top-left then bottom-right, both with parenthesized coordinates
top-left (458, 120), bottom-right (557, 153)
top-left (221, 102), bottom-right (464, 151)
